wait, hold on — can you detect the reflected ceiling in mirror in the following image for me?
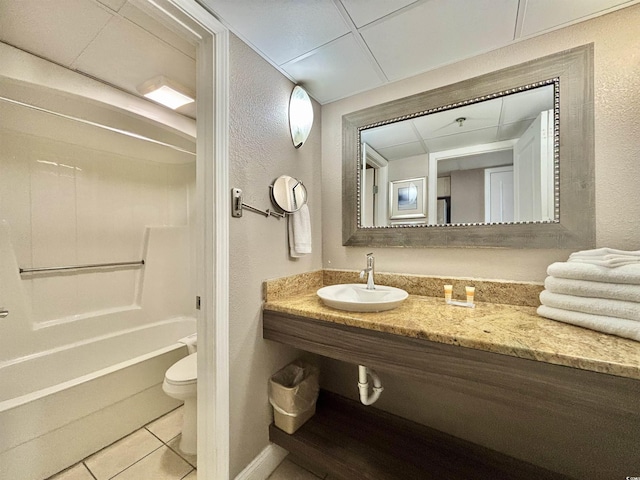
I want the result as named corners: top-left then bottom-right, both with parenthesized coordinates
top-left (359, 81), bottom-right (558, 228)
top-left (342, 45), bottom-right (594, 249)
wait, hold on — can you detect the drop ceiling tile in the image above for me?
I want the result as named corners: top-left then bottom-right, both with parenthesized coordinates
top-left (501, 84), bottom-right (554, 124)
top-left (520, 0), bottom-right (633, 37)
top-left (96, 0), bottom-right (127, 11)
top-left (378, 141), bottom-right (427, 161)
top-left (201, 0), bottom-right (349, 65)
top-left (361, 0), bottom-right (519, 81)
top-left (425, 126), bottom-right (499, 153)
top-left (119, 2), bottom-right (196, 59)
top-left (362, 121), bottom-right (420, 150)
top-left (281, 34), bottom-right (384, 104)
top-left (413, 98), bottom-right (503, 139)
top-left (73, 16), bottom-right (195, 104)
top-left (340, 0), bottom-right (418, 28)
top-left (0, 0), bottom-right (113, 66)
top-left (438, 150), bottom-right (513, 174)
top-left (497, 120), bottom-right (534, 141)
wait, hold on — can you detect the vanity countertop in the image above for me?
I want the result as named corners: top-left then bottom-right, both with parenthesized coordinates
top-left (264, 290), bottom-right (640, 381)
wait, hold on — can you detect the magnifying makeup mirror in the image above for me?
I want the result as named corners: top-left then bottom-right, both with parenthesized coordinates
top-left (271, 175), bottom-right (307, 213)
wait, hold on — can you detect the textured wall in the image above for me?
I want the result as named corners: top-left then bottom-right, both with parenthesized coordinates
top-left (319, 6), bottom-right (640, 479)
top-left (228, 34), bottom-right (322, 477)
top-left (321, 5), bottom-right (640, 282)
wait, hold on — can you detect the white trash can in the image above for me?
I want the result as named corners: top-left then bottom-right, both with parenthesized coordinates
top-left (268, 360), bottom-right (319, 434)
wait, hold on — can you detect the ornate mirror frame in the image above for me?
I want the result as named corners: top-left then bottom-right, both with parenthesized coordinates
top-left (342, 44), bottom-right (594, 249)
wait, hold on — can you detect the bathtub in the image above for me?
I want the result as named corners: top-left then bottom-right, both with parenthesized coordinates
top-left (0, 316), bottom-right (196, 480)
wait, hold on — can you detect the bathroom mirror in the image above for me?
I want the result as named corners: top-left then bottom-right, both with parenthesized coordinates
top-left (361, 83), bottom-right (556, 226)
top-left (342, 45), bottom-right (595, 249)
top-left (271, 175), bottom-right (307, 213)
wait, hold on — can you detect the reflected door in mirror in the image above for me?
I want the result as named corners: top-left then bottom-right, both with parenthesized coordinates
top-left (485, 166), bottom-right (514, 223)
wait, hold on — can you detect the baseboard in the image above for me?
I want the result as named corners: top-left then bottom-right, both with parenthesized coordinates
top-left (234, 443), bottom-right (288, 480)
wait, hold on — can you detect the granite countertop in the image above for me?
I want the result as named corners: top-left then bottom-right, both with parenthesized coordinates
top-left (264, 284), bottom-right (640, 381)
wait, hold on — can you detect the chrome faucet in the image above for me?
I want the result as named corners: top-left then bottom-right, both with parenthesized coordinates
top-left (359, 252), bottom-right (375, 290)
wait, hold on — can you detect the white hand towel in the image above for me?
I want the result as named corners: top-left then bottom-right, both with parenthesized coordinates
top-left (545, 276), bottom-right (640, 303)
top-left (537, 304), bottom-right (640, 342)
top-left (547, 262), bottom-right (640, 285)
top-left (539, 290), bottom-right (640, 322)
top-left (288, 203), bottom-right (311, 258)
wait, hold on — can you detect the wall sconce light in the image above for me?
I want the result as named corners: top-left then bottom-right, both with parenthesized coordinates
top-left (289, 85), bottom-right (314, 148)
top-left (138, 75), bottom-right (195, 110)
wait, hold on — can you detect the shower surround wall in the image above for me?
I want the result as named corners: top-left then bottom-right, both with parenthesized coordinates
top-left (0, 45), bottom-right (196, 479)
top-left (0, 130), bottom-right (194, 359)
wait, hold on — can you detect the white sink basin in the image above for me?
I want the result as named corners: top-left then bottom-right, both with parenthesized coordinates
top-left (316, 284), bottom-right (408, 312)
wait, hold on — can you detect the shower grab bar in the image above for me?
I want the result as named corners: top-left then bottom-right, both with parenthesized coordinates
top-left (19, 260), bottom-right (145, 274)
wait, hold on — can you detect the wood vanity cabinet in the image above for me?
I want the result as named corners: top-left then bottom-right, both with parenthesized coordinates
top-left (263, 309), bottom-right (639, 480)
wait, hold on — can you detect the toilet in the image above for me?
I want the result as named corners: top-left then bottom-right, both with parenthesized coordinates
top-left (163, 352), bottom-right (197, 455)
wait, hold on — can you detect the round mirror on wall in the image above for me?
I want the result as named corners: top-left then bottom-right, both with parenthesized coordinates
top-left (271, 175), bottom-right (307, 213)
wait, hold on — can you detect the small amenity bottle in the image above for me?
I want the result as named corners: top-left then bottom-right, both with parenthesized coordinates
top-left (465, 286), bottom-right (475, 305)
top-left (444, 285), bottom-right (453, 303)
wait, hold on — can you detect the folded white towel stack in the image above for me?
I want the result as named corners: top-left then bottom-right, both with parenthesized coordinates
top-left (288, 203), bottom-right (311, 258)
top-left (544, 276), bottom-right (640, 303)
top-left (540, 290), bottom-right (640, 322)
top-left (538, 248), bottom-right (640, 341)
top-left (547, 262), bottom-right (640, 285)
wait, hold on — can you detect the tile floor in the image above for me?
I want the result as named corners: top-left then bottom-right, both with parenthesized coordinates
top-left (48, 406), bottom-right (329, 480)
top-left (49, 406), bottom-right (195, 480)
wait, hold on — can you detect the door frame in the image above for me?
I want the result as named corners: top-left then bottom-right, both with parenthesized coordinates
top-left (428, 139), bottom-right (516, 224)
top-left (139, 1), bottom-right (230, 478)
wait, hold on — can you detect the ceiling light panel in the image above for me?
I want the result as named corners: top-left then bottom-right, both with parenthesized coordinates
top-left (360, 0), bottom-right (519, 81)
top-left (143, 83), bottom-right (194, 110)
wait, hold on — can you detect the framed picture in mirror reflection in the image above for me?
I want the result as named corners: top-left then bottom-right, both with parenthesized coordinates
top-left (389, 177), bottom-right (426, 221)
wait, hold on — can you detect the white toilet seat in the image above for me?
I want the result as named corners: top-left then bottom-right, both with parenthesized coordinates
top-left (165, 352), bottom-right (197, 386)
